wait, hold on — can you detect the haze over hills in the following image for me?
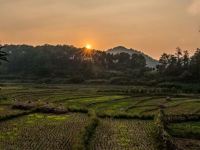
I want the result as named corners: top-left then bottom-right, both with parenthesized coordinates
top-left (106, 46), bottom-right (159, 68)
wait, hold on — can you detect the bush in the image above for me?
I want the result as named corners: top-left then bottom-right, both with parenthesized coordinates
top-left (12, 102), bottom-right (36, 110)
top-left (36, 105), bottom-right (68, 114)
top-left (85, 79), bottom-right (109, 84)
top-left (166, 114), bottom-right (200, 123)
top-left (69, 76), bottom-right (85, 84)
top-left (12, 102), bottom-right (68, 114)
top-left (109, 77), bottom-right (131, 85)
top-left (67, 106), bottom-right (88, 113)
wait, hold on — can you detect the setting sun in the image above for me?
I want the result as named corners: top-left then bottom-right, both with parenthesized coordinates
top-left (1, 1), bottom-right (200, 149)
top-left (85, 44), bottom-right (92, 49)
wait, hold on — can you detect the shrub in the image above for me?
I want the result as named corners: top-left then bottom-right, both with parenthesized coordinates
top-left (36, 105), bottom-right (68, 114)
top-left (109, 77), bottom-right (131, 85)
top-left (67, 106), bottom-right (88, 113)
top-left (85, 79), bottom-right (109, 84)
top-left (166, 114), bottom-right (200, 123)
top-left (69, 76), bottom-right (85, 84)
top-left (12, 102), bottom-right (36, 110)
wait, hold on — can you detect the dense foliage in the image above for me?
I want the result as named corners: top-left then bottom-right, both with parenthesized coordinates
top-left (0, 46), bottom-right (8, 65)
top-left (157, 47), bottom-right (200, 82)
top-left (0, 45), bottom-right (200, 87)
top-left (0, 45), bottom-right (146, 83)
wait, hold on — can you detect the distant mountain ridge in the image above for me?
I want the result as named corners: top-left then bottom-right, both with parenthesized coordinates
top-left (106, 46), bottom-right (158, 68)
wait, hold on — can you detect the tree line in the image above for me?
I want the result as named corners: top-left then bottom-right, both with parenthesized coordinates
top-left (0, 45), bottom-right (146, 83)
top-left (157, 47), bottom-right (200, 82)
top-left (0, 45), bottom-right (200, 85)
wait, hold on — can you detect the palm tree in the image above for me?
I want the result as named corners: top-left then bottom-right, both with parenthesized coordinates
top-left (0, 46), bottom-right (8, 64)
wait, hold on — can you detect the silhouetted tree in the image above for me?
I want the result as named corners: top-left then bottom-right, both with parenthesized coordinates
top-left (157, 53), bottom-right (170, 74)
top-left (182, 50), bottom-right (189, 69)
top-left (0, 45), bottom-right (147, 82)
top-left (190, 48), bottom-right (200, 80)
top-left (0, 46), bottom-right (8, 65)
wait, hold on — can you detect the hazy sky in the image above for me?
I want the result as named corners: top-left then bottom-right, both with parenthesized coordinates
top-left (0, 0), bottom-right (200, 59)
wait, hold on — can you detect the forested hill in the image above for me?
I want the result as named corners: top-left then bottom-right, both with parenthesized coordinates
top-left (107, 46), bottom-right (158, 68)
top-left (0, 45), bottom-right (148, 83)
top-left (1, 45), bottom-right (200, 87)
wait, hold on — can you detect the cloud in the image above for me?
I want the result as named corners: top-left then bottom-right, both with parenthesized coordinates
top-left (188, 0), bottom-right (200, 15)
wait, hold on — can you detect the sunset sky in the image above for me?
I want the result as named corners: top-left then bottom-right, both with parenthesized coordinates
top-left (0, 0), bottom-right (200, 59)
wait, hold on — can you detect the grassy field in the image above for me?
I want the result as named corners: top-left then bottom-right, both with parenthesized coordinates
top-left (90, 119), bottom-right (157, 150)
top-left (0, 113), bottom-right (89, 150)
top-left (0, 83), bottom-right (200, 149)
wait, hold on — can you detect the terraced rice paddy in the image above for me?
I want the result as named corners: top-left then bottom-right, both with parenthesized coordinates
top-left (90, 119), bottom-right (157, 150)
top-left (173, 138), bottom-right (200, 150)
top-left (0, 84), bottom-right (199, 116)
top-left (169, 121), bottom-right (200, 138)
top-left (0, 84), bottom-right (200, 149)
top-left (0, 113), bottom-right (89, 150)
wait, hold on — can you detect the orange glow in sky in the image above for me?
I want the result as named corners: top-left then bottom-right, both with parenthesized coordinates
top-left (0, 0), bottom-right (200, 59)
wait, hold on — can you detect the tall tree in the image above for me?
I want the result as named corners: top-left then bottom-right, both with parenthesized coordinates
top-left (0, 46), bottom-right (8, 65)
top-left (157, 53), bottom-right (170, 74)
top-left (190, 48), bottom-right (200, 79)
top-left (182, 50), bottom-right (189, 69)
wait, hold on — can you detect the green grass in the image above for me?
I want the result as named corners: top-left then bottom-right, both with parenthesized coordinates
top-left (91, 97), bottom-right (139, 111)
top-left (165, 101), bottom-right (200, 115)
top-left (61, 95), bottom-right (127, 108)
top-left (1, 84), bottom-right (200, 116)
top-left (169, 121), bottom-right (200, 139)
top-left (1, 84), bottom-right (200, 149)
top-left (90, 119), bottom-right (158, 150)
top-left (0, 113), bottom-right (89, 149)
top-left (173, 138), bottom-right (200, 150)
